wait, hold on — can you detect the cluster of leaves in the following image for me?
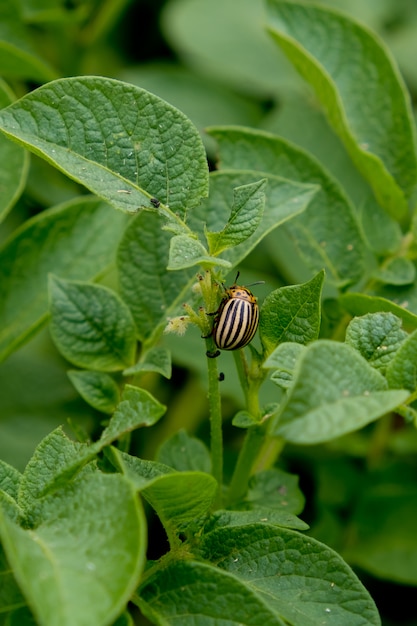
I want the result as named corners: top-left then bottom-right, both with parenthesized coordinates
top-left (1, 0), bottom-right (417, 625)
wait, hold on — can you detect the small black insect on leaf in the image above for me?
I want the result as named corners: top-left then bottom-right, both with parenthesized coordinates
top-left (150, 197), bottom-right (160, 208)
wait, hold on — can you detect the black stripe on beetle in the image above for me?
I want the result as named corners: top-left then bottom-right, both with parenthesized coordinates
top-left (212, 281), bottom-right (260, 352)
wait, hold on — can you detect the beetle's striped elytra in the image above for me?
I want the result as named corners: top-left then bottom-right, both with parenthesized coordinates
top-left (211, 277), bottom-right (260, 352)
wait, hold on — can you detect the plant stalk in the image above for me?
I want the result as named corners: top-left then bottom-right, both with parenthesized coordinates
top-left (206, 347), bottom-right (223, 508)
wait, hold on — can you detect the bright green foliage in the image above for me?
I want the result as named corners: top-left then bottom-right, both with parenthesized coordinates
top-left (260, 270), bottom-right (324, 354)
top-left (264, 342), bottom-right (306, 389)
top-left (49, 276), bottom-right (137, 371)
top-left (99, 385), bottom-right (166, 445)
top-left (0, 198), bottom-right (128, 362)
top-left (208, 127), bottom-right (366, 284)
top-left (345, 313), bottom-right (408, 373)
top-left (206, 178), bottom-right (266, 255)
top-left (270, 341), bottom-right (409, 444)
top-left (0, 473), bottom-right (146, 626)
top-left (386, 329), bottom-right (417, 391)
top-left (244, 468), bottom-right (305, 516)
top-left (139, 524), bottom-right (380, 626)
top-left (1, 1), bottom-right (417, 625)
top-left (341, 293), bottom-right (417, 331)
top-left (117, 211), bottom-right (194, 342)
top-left (124, 347), bottom-right (172, 379)
top-left (167, 233), bottom-right (231, 270)
top-left (0, 77), bottom-right (209, 222)
top-left (67, 370), bottom-right (121, 414)
top-left (190, 170), bottom-right (318, 267)
top-left (266, 0), bottom-right (417, 220)
top-left (157, 429), bottom-right (211, 473)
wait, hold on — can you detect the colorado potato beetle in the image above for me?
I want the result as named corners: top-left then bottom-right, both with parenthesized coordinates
top-left (209, 274), bottom-right (261, 354)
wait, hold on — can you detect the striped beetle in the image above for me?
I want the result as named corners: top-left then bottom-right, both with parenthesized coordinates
top-left (207, 273), bottom-right (262, 357)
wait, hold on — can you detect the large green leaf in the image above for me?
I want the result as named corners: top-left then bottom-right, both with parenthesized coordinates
top-left (0, 473), bottom-right (146, 626)
top-left (138, 523), bottom-right (380, 626)
top-left (0, 77), bottom-right (209, 223)
top-left (200, 524), bottom-right (381, 626)
top-left (138, 559), bottom-right (285, 626)
top-left (259, 270), bottom-right (324, 354)
top-left (270, 340), bottom-right (409, 444)
top-left (0, 197), bottom-right (128, 363)
top-left (48, 276), bottom-right (137, 372)
top-left (266, 0), bottom-right (417, 220)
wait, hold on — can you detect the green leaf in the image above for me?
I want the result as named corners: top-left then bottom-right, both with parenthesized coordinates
top-left (206, 178), bottom-right (266, 255)
top-left (100, 385), bottom-right (166, 446)
top-left (167, 234), bottom-right (232, 270)
top-left (141, 471), bottom-right (217, 539)
top-left (232, 410), bottom-right (259, 429)
top-left (205, 508), bottom-right (308, 532)
top-left (17, 428), bottom-right (92, 521)
top-left (67, 370), bottom-right (120, 414)
top-left (0, 77), bottom-right (209, 221)
top-left (121, 64), bottom-right (263, 153)
top-left (157, 429), bottom-right (211, 473)
top-left (270, 340), bottom-right (409, 444)
top-left (265, 342), bottom-right (306, 389)
top-left (259, 270), bottom-right (324, 355)
top-left (0, 459), bottom-right (21, 501)
top-left (18, 392), bottom-right (166, 510)
top-left (340, 292), bottom-right (417, 332)
top-left (0, 472), bottom-right (146, 626)
top-left (49, 276), bottom-right (137, 372)
top-left (0, 4), bottom-right (56, 82)
top-left (207, 126), bottom-right (366, 284)
top-left (109, 449), bottom-right (175, 490)
top-left (109, 449), bottom-right (216, 541)
top-left (138, 559), bottom-right (284, 626)
top-left (0, 80), bottom-right (28, 223)
top-left (189, 169), bottom-right (318, 269)
top-left (0, 197), bottom-right (128, 363)
top-left (386, 329), bottom-right (417, 391)
top-left (0, 544), bottom-right (27, 621)
top-left (244, 468), bottom-right (305, 516)
top-left (117, 211), bottom-right (194, 342)
top-left (372, 257), bottom-right (416, 286)
top-left (200, 524), bottom-right (381, 626)
top-left (266, 1), bottom-right (417, 220)
top-left (345, 313), bottom-right (407, 374)
top-left (123, 347), bottom-right (172, 379)
top-left (358, 195), bottom-right (402, 255)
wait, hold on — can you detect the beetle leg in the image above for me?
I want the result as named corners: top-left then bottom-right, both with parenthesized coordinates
top-left (206, 349), bottom-right (221, 358)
